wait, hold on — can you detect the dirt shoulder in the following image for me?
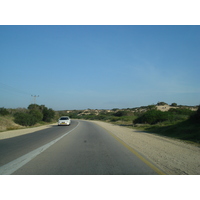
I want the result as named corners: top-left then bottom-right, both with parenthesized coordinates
top-left (90, 120), bottom-right (200, 175)
top-left (0, 123), bottom-right (57, 140)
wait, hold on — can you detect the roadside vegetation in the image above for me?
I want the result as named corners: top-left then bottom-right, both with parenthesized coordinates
top-left (0, 104), bottom-right (57, 131)
top-left (1, 102), bottom-right (199, 144)
top-left (133, 107), bottom-right (200, 143)
top-left (57, 102), bottom-right (200, 144)
top-left (58, 109), bottom-right (138, 123)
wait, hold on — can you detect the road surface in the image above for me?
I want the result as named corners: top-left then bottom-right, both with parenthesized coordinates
top-left (0, 120), bottom-right (163, 175)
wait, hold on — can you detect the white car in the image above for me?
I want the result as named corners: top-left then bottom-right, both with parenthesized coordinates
top-left (58, 116), bottom-right (71, 126)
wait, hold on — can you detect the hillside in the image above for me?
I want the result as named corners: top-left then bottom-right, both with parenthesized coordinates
top-left (59, 103), bottom-right (198, 119)
top-left (58, 102), bottom-right (199, 144)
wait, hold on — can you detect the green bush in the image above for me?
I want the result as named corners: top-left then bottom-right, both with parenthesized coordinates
top-left (133, 107), bottom-right (196, 125)
top-left (14, 112), bottom-right (37, 126)
top-left (14, 104), bottom-right (55, 126)
top-left (95, 114), bottom-right (107, 120)
top-left (28, 104), bottom-right (40, 110)
top-left (113, 111), bottom-right (126, 117)
top-left (133, 110), bottom-right (170, 125)
top-left (113, 110), bottom-right (132, 117)
top-left (29, 109), bottom-right (43, 123)
top-left (190, 106), bottom-right (200, 122)
top-left (171, 103), bottom-right (177, 107)
top-left (28, 104), bottom-right (55, 122)
top-left (168, 108), bottom-right (194, 116)
top-left (0, 107), bottom-right (9, 116)
top-left (110, 117), bottom-right (120, 122)
top-left (42, 107), bottom-right (55, 122)
top-left (147, 105), bottom-right (157, 110)
top-left (157, 102), bottom-right (168, 106)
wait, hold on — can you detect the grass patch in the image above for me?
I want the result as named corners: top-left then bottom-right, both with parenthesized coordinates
top-left (131, 107), bottom-right (200, 144)
top-left (0, 115), bottom-right (57, 132)
top-left (6, 126), bottom-right (21, 131)
top-left (0, 115), bottom-right (22, 132)
top-left (143, 119), bottom-right (200, 144)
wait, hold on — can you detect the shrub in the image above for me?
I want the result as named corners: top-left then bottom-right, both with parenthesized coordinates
top-left (110, 117), bottom-right (119, 122)
top-left (0, 107), bottom-right (9, 116)
top-left (157, 102), bottom-right (168, 106)
top-left (29, 109), bottom-right (43, 123)
top-left (14, 112), bottom-right (37, 126)
top-left (190, 106), bottom-right (200, 122)
top-left (42, 107), bottom-right (55, 122)
top-left (95, 114), bottom-right (107, 120)
top-left (28, 104), bottom-right (55, 122)
top-left (171, 103), bottom-right (177, 107)
top-left (133, 107), bottom-right (196, 125)
top-left (133, 110), bottom-right (170, 125)
top-left (168, 108), bottom-right (194, 116)
top-left (147, 105), bottom-right (157, 110)
top-left (113, 111), bottom-right (129, 117)
top-left (195, 106), bottom-right (200, 120)
top-left (14, 104), bottom-right (55, 126)
top-left (28, 104), bottom-right (40, 110)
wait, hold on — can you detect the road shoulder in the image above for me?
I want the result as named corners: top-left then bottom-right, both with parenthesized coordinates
top-left (89, 120), bottom-right (200, 175)
top-left (0, 123), bottom-right (57, 140)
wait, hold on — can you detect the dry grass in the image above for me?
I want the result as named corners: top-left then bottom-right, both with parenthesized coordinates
top-left (0, 115), bottom-right (57, 132)
top-left (0, 115), bottom-right (22, 132)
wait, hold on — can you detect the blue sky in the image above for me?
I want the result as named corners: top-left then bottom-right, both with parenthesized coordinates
top-left (0, 25), bottom-right (200, 110)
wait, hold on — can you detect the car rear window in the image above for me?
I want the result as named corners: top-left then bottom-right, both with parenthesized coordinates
top-left (60, 117), bottom-right (69, 120)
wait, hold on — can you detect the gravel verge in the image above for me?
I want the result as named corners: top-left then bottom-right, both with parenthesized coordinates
top-left (91, 120), bottom-right (200, 175)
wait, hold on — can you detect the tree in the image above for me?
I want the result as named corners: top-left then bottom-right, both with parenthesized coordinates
top-left (28, 104), bottom-right (40, 110)
top-left (0, 107), bottom-right (9, 116)
top-left (28, 104), bottom-right (55, 122)
top-left (29, 109), bottom-right (43, 123)
top-left (113, 111), bottom-right (126, 117)
top-left (42, 107), bottom-right (55, 122)
top-left (171, 103), bottom-right (177, 107)
top-left (157, 102), bottom-right (168, 106)
top-left (147, 105), bottom-right (157, 110)
top-left (14, 104), bottom-right (55, 126)
top-left (14, 112), bottom-right (37, 126)
top-left (190, 106), bottom-right (200, 122)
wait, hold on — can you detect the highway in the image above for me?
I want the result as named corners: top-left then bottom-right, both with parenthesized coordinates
top-left (0, 120), bottom-right (160, 175)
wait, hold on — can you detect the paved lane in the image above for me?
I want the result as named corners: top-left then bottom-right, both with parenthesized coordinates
top-left (0, 120), bottom-right (79, 167)
top-left (1, 120), bottom-right (161, 175)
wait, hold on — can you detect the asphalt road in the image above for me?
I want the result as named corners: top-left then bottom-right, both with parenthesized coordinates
top-left (0, 120), bottom-right (159, 175)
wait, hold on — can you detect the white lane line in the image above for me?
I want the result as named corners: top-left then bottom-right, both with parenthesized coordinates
top-left (0, 121), bottom-right (80, 175)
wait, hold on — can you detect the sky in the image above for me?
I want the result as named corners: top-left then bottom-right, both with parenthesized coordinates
top-left (0, 25), bottom-right (200, 110)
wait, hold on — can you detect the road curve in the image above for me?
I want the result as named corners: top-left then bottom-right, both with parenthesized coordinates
top-left (0, 120), bottom-right (163, 175)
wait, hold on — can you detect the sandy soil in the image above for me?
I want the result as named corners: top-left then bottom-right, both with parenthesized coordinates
top-left (1, 120), bottom-right (199, 175)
